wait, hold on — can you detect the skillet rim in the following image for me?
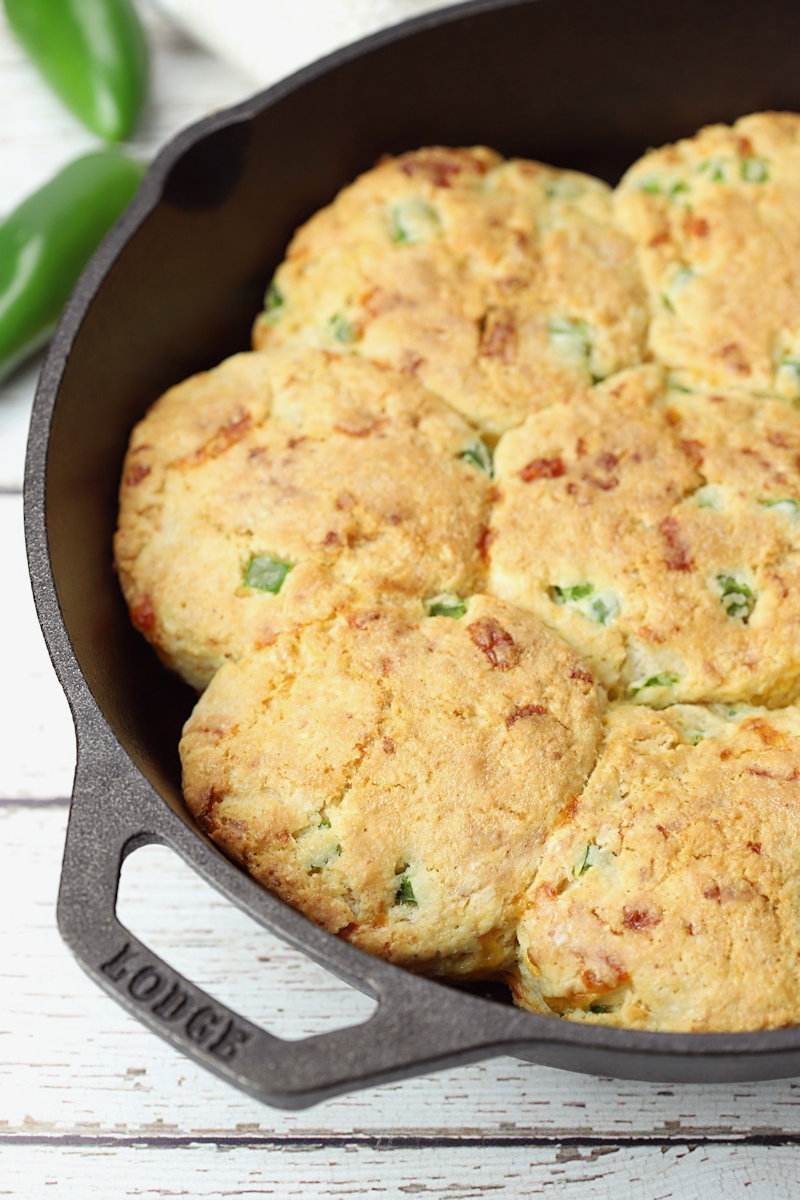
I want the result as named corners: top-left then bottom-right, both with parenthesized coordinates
top-left (22, 0), bottom-right (800, 1096)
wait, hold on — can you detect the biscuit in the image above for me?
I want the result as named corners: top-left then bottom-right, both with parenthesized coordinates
top-left (115, 349), bottom-right (492, 689)
top-left (253, 147), bottom-right (649, 433)
top-left (180, 596), bottom-right (604, 976)
top-left (614, 112), bottom-right (800, 397)
top-left (488, 365), bottom-right (800, 705)
top-left (513, 702), bottom-right (800, 1031)
top-left (117, 124), bottom-right (800, 1034)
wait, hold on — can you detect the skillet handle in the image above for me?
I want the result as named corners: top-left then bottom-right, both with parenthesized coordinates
top-left (57, 719), bottom-right (530, 1108)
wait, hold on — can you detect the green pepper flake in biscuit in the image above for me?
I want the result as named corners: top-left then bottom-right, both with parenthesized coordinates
top-left (714, 572), bottom-right (756, 622)
top-left (263, 279), bottom-right (284, 322)
top-left (388, 197), bottom-right (441, 244)
top-left (252, 146), bottom-right (648, 433)
top-left (328, 313), bottom-right (359, 344)
top-left (614, 112), bottom-right (800, 397)
top-left (394, 873), bottom-right (418, 906)
top-left (115, 349), bottom-right (492, 690)
top-left (180, 596), bottom-right (604, 978)
top-left (513, 703), bottom-right (800, 1032)
top-left (425, 593), bottom-right (467, 618)
top-left (458, 438), bottom-right (494, 477)
top-left (243, 554), bottom-right (292, 593)
top-left (488, 364), bottom-right (800, 705)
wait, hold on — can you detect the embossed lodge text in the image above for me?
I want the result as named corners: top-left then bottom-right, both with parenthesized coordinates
top-left (101, 942), bottom-right (252, 1061)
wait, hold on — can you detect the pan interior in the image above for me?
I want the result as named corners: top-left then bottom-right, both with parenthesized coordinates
top-left (39, 0), bottom-right (800, 868)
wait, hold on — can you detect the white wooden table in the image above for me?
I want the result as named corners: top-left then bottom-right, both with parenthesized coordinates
top-left (3, 6), bottom-right (800, 1197)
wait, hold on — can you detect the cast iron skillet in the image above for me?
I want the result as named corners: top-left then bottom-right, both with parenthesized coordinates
top-left (24, 0), bottom-right (800, 1108)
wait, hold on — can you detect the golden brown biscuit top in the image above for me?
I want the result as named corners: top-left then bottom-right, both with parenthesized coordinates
top-left (253, 146), bottom-right (648, 432)
top-left (116, 121), bottom-right (800, 1035)
top-left (488, 366), bottom-right (800, 706)
top-left (614, 112), bottom-right (800, 396)
top-left (114, 349), bottom-right (492, 689)
top-left (180, 596), bottom-right (604, 975)
top-left (514, 702), bottom-right (800, 1031)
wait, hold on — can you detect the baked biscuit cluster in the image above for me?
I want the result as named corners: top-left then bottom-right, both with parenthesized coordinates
top-left (117, 113), bottom-right (800, 1032)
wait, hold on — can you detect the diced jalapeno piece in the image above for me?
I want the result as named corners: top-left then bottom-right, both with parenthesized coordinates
top-left (665, 375), bottom-right (692, 393)
top-left (426, 593), bottom-right (467, 619)
top-left (395, 874), bottom-right (417, 905)
top-left (552, 583), bottom-right (593, 603)
top-left (550, 583), bottom-right (620, 626)
top-left (545, 177), bottom-right (582, 200)
top-left (775, 358), bottom-right (800, 400)
top-left (641, 176), bottom-right (689, 197)
top-left (574, 843), bottom-right (602, 878)
top-left (715, 573), bottom-right (756, 621)
top-left (629, 672), bottom-right (679, 696)
top-left (741, 157), bottom-right (769, 183)
top-left (671, 264), bottom-right (695, 290)
top-left (319, 816), bottom-right (332, 829)
top-left (697, 158), bottom-right (726, 182)
top-left (458, 439), bottom-right (494, 477)
top-left (662, 264), bottom-right (695, 312)
top-left (264, 278), bottom-right (284, 319)
top-left (586, 594), bottom-right (620, 625)
top-left (244, 554), bottom-right (292, 593)
top-left (329, 313), bottom-right (358, 344)
top-left (692, 484), bottom-right (723, 510)
top-left (548, 317), bottom-right (598, 377)
top-left (760, 497), bottom-right (800, 518)
top-left (589, 1003), bottom-right (611, 1014)
top-left (388, 197), bottom-right (441, 244)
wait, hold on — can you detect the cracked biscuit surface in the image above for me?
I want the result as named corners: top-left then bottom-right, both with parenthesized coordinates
top-left (614, 112), bottom-right (800, 396)
top-left (488, 364), bottom-right (800, 705)
top-left (252, 146), bottom-right (648, 432)
top-left (180, 596), bottom-right (604, 976)
top-left (513, 702), bottom-right (800, 1031)
top-left (114, 348), bottom-right (491, 689)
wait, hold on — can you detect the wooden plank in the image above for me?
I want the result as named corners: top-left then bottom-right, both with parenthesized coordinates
top-left (153, 0), bottom-right (467, 86)
top-left (3, 4), bottom-right (800, 1182)
top-left (2, 1141), bottom-right (799, 1198)
top-left (5, 802), bottom-right (800, 1140)
top-left (0, 360), bottom-right (41, 495)
top-left (1, 496), bottom-right (76, 800)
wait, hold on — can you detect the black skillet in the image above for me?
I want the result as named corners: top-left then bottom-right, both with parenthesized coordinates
top-left (24, 0), bottom-right (800, 1108)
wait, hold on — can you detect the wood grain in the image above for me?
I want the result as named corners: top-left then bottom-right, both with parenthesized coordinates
top-left (3, 6), bottom-right (800, 1195)
top-left (5, 803), bottom-right (800, 1146)
top-left (3, 1142), bottom-right (800, 1198)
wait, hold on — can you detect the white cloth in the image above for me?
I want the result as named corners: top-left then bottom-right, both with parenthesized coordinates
top-left (150, 0), bottom-right (464, 85)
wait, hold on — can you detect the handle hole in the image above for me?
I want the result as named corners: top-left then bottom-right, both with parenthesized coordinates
top-left (117, 843), bottom-right (377, 1040)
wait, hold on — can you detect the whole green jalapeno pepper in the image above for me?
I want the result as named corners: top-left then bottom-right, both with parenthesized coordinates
top-left (0, 149), bottom-right (144, 382)
top-left (3, 0), bottom-right (149, 141)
